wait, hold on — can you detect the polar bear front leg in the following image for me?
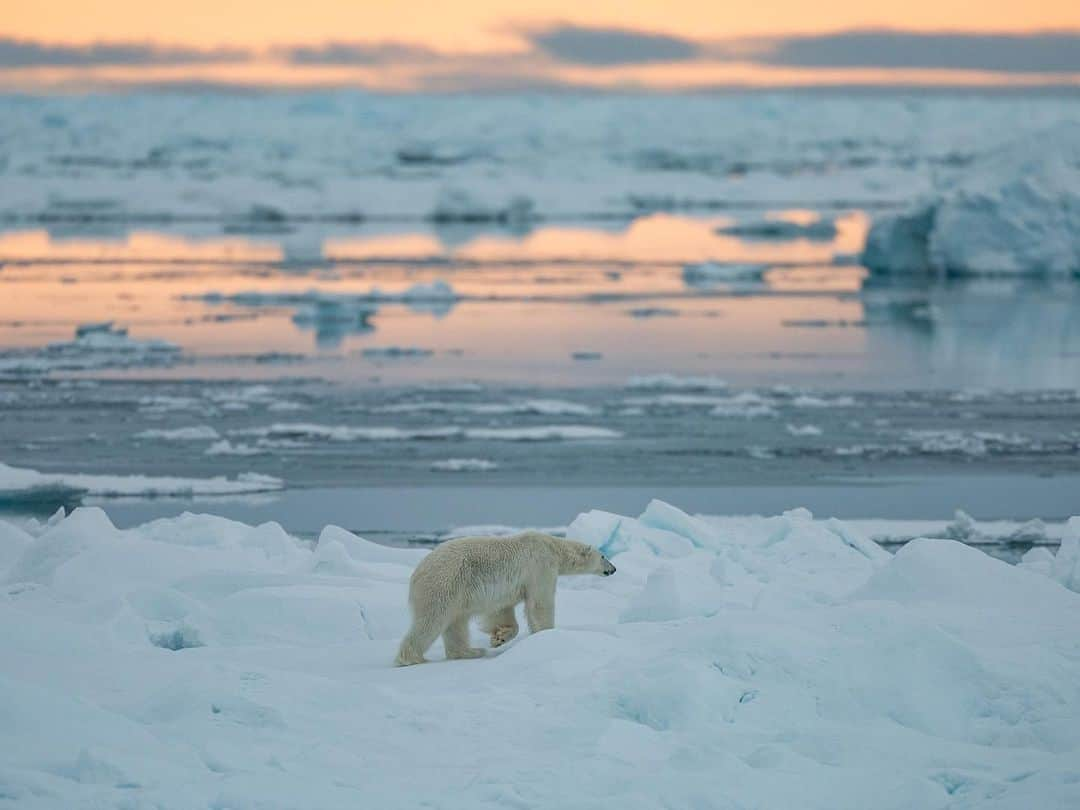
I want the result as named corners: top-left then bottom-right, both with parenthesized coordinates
top-left (442, 616), bottom-right (486, 660)
top-left (481, 606), bottom-right (519, 648)
top-left (524, 576), bottom-right (556, 633)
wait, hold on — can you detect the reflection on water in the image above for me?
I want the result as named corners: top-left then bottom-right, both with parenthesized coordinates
top-left (1, 214), bottom-right (1078, 390)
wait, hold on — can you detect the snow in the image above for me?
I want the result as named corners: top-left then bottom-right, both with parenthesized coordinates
top-left (0, 461), bottom-right (281, 501)
top-left (1021, 517), bottom-right (1080, 593)
top-left (863, 122), bottom-right (1080, 276)
top-left (2, 499), bottom-right (1079, 808)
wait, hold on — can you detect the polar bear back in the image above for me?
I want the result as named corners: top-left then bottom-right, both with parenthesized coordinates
top-left (408, 531), bottom-right (564, 616)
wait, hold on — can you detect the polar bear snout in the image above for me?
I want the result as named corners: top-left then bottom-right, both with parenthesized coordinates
top-left (601, 558), bottom-right (616, 576)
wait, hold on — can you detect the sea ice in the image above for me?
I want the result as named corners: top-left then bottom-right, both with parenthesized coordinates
top-left (1, 499), bottom-right (1079, 808)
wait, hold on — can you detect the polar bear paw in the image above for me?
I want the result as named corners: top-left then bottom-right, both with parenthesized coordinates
top-left (490, 625), bottom-right (518, 648)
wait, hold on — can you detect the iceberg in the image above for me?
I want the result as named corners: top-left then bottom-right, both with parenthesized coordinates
top-left (863, 123), bottom-right (1080, 276)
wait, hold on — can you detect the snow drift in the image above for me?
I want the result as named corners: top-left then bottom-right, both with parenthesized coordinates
top-left (863, 122), bottom-right (1080, 276)
top-left (2, 500), bottom-right (1079, 808)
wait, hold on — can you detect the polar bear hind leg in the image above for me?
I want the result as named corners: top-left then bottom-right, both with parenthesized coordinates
top-left (395, 612), bottom-right (446, 667)
top-left (443, 616), bottom-right (486, 660)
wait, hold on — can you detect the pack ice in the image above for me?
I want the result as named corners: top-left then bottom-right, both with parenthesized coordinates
top-left (1, 501), bottom-right (1079, 809)
top-left (864, 122), bottom-right (1080, 276)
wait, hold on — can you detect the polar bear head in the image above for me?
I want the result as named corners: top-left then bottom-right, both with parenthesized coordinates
top-left (560, 540), bottom-right (617, 577)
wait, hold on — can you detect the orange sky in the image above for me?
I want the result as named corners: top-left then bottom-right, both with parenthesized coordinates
top-left (2, 1), bottom-right (1079, 90)
top-left (6, 0), bottom-right (1080, 49)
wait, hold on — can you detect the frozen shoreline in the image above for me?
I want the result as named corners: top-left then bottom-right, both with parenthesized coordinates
top-left (1, 500), bottom-right (1077, 808)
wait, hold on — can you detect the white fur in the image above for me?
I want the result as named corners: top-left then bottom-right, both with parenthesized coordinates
top-left (395, 531), bottom-right (614, 666)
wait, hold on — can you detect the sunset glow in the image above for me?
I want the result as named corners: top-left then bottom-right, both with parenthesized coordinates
top-left (2, 1), bottom-right (1078, 90)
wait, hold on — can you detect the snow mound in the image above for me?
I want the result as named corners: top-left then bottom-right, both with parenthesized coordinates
top-left (864, 122), bottom-right (1080, 276)
top-left (0, 461), bottom-right (282, 501)
top-left (2, 500), bottom-right (1079, 808)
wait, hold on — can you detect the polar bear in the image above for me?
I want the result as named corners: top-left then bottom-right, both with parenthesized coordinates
top-left (395, 531), bottom-right (616, 666)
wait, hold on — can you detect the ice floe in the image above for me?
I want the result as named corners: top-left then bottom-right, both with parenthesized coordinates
top-left (682, 262), bottom-right (767, 287)
top-left (204, 440), bottom-right (263, 457)
top-left (464, 425), bottom-right (621, 441)
top-left (0, 461), bottom-right (281, 501)
top-left (376, 399), bottom-right (596, 417)
top-left (134, 426), bottom-right (221, 442)
top-left (232, 423), bottom-right (622, 442)
top-left (430, 458), bottom-right (499, 472)
top-left (360, 347), bottom-right (435, 360)
top-left (1, 499), bottom-right (1079, 807)
top-left (715, 216), bottom-right (838, 240)
top-left (625, 374), bottom-right (729, 391)
top-left (0, 323), bottom-right (181, 375)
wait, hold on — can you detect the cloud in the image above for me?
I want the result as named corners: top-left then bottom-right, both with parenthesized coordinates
top-left (523, 24), bottom-right (700, 66)
top-left (282, 42), bottom-right (441, 66)
top-left (0, 38), bottom-right (247, 67)
top-left (759, 30), bottom-right (1080, 74)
